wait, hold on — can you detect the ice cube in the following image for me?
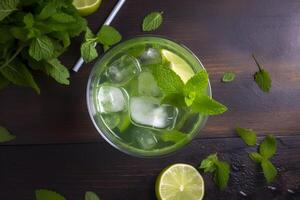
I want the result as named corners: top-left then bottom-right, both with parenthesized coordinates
top-left (131, 127), bottom-right (158, 150)
top-left (97, 86), bottom-right (128, 113)
top-left (129, 96), bottom-right (178, 129)
top-left (105, 55), bottom-right (141, 84)
top-left (139, 47), bottom-right (162, 66)
top-left (138, 71), bottom-right (161, 97)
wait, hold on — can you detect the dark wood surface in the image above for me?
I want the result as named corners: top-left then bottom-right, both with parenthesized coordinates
top-left (1, 0), bottom-right (300, 199)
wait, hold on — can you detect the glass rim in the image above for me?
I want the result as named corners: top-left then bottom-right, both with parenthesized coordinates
top-left (86, 35), bottom-right (212, 158)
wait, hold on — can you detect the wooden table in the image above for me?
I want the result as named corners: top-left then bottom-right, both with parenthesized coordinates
top-left (1, 0), bottom-right (300, 199)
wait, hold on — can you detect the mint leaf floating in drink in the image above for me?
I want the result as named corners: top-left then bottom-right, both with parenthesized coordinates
top-left (142, 11), bottom-right (163, 32)
top-left (0, 0), bottom-right (19, 21)
top-left (222, 72), bottom-right (236, 83)
top-left (160, 130), bottom-right (187, 143)
top-left (252, 54), bottom-right (272, 92)
top-left (0, 126), bottom-right (15, 143)
top-left (249, 134), bottom-right (278, 183)
top-left (85, 191), bottom-right (101, 200)
top-left (235, 126), bottom-right (257, 146)
top-left (199, 153), bottom-right (230, 190)
top-left (35, 189), bottom-right (66, 200)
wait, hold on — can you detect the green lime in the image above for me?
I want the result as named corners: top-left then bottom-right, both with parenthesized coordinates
top-left (161, 49), bottom-right (195, 83)
top-left (73, 0), bottom-right (102, 16)
top-left (156, 163), bottom-right (205, 200)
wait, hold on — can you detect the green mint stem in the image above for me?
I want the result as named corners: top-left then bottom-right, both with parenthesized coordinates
top-left (252, 54), bottom-right (262, 71)
top-left (0, 44), bottom-right (25, 70)
top-left (175, 110), bottom-right (191, 130)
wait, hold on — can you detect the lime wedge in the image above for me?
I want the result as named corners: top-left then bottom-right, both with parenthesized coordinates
top-left (73, 0), bottom-right (102, 16)
top-left (161, 49), bottom-right (195, 83)
top-left (156, 163), bottom-right (205, 200)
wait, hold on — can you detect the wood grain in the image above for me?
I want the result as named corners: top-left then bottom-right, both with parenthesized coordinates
top-left (0, 136), bottom-right (299, 200)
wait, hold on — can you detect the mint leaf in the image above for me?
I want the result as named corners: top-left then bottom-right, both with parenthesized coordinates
top-left (249, 152), bottom-right (263, 163)
top-left (252, 54), bottom-right (271, 92)
top-left (214, 160), bottom-right (230, 190)
top-left (261, 159), bottom-right (277, 183)
top-left (235, 126), bottom-right (257, 146)
top-left (142, 11), bottom-right (163, 31)
top-left (45, 59), bottom-right (70, 85)
top-left (0, 0), bottom-right (19, 21)
top-left (23, 13), bottom-right (34, 28)
top-left (81, 40), bottom-right (98, 63)
top-left (152, 64), bottom-right (184, 94)
top-left (97, 25), bottom-right (122, 46)
top-left (85, 191), bottom-right (101, 200)
top-left (29, 36), bottom-right (54, 61)
top-left (259, 135), bottom-right (277, 159)
top-left (190, 95), bottom-right (227, 115)
top-left (51, 12), bottom-right (75, 23)
top-left (160, 130), bottom-right (187, 143)
top-left (199, 153), bottom-right (218, 173)
top-left (37, 2), bottom-right (57, 20)
top-left (0, 126), bottom-right (15, 143)
top-left (199, 153), bottom-right (230, 190)
top-left (0, 73), bottom-right (9, 90)
top-left (0, 60), bottom-right (40, 93)
top-left (161, 93), bottom-right (186, 107)
top-left (35, 189), bottom-right (66, 200)
top-left (222, 72), bottom-right (235, 83)
top-left (182, 70), bottom-right (209, 107)
top-left (10, 27), bottom-right (27, 41)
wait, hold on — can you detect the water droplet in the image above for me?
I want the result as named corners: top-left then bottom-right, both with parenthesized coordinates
top-left (267, 186), bottom-right (277, 191)
top-left (287, 189), bottom-right (295, 194)
top-left (239, 191), bottom-right (247, 197)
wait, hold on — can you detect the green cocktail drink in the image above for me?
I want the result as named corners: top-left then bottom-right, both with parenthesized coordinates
top-left (87, 36), bottom-right (212, 157)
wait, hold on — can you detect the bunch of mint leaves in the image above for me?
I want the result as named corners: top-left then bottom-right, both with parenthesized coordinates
top-left (152, 64), bottom-right (227, 115)
top-left (0, 0), bottom-right (87, 92)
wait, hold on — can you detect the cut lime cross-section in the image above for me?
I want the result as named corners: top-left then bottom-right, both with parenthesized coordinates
top-left (156, 163), bottom-right (205, 200)
top-left (161, 49), bottom-right (195, 83)
top-left (73, 0), bottom-right (102, 16)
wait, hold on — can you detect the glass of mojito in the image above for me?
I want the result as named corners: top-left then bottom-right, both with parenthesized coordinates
top-left (87, 36), bottom-right (226, 157)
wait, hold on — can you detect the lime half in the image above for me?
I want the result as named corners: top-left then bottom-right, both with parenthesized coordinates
top-left (161, 49), bottom-right (195, 83)
top-left (73, 0), bottom-right (102, 16)
top-left (156, 163), bottom-right (205, 200)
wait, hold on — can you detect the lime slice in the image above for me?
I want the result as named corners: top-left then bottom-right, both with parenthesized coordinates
top-left (156, 163), bottom-right (205, 200)
top-left (161, 49), bottom-right (195, 83)
top-left (73, 0), bottom-right (102, 16)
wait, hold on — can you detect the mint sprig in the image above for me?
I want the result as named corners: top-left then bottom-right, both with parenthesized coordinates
top-left (152, 65), bottom-right (227, 115)
top-left (199, 153), bottom-right (230, 190)
top-left (80, 25), bottom-right (122, 63)
top-left (142, 11), bottom-right (163, 32)
top-left (252, 54), bottom-right (272, 93)
top-left (0, 0), bottom-right (19, 21)
top-left (248, 134), bottom-right (278, 183)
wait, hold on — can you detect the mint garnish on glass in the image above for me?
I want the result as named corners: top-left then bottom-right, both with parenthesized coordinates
top-left (152, 64), bottom-right (227, 115)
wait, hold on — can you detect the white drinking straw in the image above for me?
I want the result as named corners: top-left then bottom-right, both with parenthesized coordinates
top-left (72, 0), bottom-right (126, 72)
